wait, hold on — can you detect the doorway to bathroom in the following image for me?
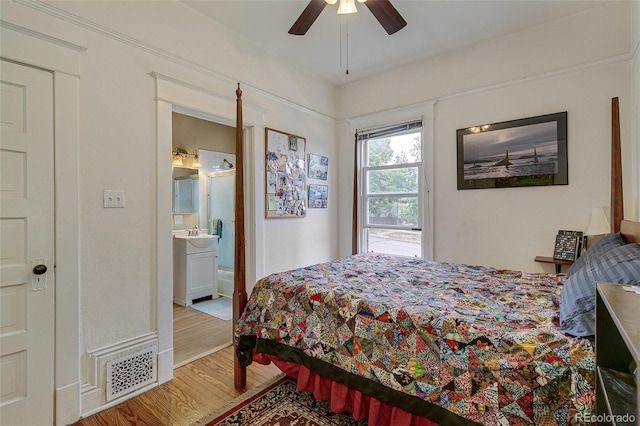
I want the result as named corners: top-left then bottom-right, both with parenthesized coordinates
top-left (171, 112), bottom-right (236, 367)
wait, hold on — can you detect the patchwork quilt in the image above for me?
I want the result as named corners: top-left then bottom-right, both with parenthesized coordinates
top-left (235, 253), bottom-right (595, 425)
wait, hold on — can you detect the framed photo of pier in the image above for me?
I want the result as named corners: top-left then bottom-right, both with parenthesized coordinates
top-left (456, 112), bottom-right (568, 190)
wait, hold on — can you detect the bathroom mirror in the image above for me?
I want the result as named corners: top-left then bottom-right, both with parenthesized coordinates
top-left (172, 167), bottom-right (199, 214)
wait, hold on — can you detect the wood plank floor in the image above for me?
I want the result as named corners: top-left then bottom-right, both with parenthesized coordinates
top-left (72, 303), bottom-right (281, 425)
top-left (72, 344), bottom-right (281, 425)
top-left (173, 302), bottom-right (233, 367)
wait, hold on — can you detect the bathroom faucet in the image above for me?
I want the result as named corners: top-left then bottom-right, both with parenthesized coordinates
top-left (188, 226), bottom-right (199, 236)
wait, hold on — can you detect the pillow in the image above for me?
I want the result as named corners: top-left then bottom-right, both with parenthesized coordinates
top-left (566, 232), bottom-right (626, 276)
top-left (560, 242), bottom-right (640, 337)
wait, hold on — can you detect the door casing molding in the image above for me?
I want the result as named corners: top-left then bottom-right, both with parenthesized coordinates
top-left (0, 22), bottom-right (83, 425)
top-left (153, 72), bottom-right (263, 383)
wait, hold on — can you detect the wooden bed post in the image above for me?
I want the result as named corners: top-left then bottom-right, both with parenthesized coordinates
top-left (611, 97), bottom-right (623, 233)
top-left (234, 83), bottom-right (247, 389)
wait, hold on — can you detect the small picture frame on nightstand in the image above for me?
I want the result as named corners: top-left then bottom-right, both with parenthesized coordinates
top-left (553, 230), bottom-right (583, 261)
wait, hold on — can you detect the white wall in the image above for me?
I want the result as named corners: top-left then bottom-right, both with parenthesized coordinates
top-left (434, 63), bottom-right (630, 270)
top-left (2, 0), bottom-right (638, 422)
top-left (337, 1), bottom-right (637, 272)
top-left (1, 0), bottom-right (337, 420)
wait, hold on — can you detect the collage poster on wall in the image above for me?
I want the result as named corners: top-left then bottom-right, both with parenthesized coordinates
top-left (265, 128), bottom-right (307, 218)
top-left (308, 153), bottom-right (328, 180)
top-left (308, 184), bottom-right (328, 208)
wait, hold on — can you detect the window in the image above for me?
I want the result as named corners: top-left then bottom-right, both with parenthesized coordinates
top-left (359, 120), bottom-right (423, 257)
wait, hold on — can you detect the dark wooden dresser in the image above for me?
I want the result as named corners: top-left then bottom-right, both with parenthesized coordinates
top-left (596, 282), bottom-right (639, 425)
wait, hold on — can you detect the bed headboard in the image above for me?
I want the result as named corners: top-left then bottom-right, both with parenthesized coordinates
top-left (620, 220), bottom-right (640, 243)
top-left (610, 97), bottom-right (623, 233)
top-left (610, 98), bottom-right (640, 243)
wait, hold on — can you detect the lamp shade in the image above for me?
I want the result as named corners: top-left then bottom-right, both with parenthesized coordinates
top-left (585, 207), bottom-right (610, 235)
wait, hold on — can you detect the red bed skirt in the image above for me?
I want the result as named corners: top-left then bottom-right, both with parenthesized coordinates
top-left (253, 352), bottom-right (440, 426)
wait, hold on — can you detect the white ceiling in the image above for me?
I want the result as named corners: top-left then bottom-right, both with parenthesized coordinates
top-left (182, 0), bottom-right (610, 86)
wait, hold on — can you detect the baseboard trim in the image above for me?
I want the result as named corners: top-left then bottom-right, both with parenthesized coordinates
top-left (157, 346), bottom-right (174, 384)
top-left (56, 380), bottom-right (81, 425)
top-left (81, 332), bottom-right (158, 417)
top-left (80, 382), bottom-right (158, 418)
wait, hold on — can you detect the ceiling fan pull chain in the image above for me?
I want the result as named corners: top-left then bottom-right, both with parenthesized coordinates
top-left (339, 15), bottom-right (343, 68)
top-left (346, 15), bottom-right (349, 75)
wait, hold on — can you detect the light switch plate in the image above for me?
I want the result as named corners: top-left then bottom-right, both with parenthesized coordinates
top-left (104, 190), bottom-right (125, 208)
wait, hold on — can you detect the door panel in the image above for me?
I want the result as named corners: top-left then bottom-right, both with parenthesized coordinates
top-left (0, 60), bottom-right (55, 425)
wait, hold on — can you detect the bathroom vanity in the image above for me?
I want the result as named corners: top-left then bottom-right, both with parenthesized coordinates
top-left (173, 233), bottom-right (219, 306)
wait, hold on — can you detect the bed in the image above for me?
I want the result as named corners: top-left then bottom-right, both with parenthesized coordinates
top-left (231, 94), bottom-right (640, 425)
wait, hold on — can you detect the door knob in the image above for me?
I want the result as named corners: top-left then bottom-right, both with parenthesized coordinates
top-left (33, 264), bottom-right (48, 275)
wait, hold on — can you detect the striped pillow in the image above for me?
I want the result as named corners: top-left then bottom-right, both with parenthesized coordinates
top-left (566, 232), bottom-right (626, 276)
top-left (560, 242), bottom-right (640, 337)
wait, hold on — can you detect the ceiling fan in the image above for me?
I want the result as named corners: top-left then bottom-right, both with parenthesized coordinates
top-left (289, 0), bottom-right (407, 36)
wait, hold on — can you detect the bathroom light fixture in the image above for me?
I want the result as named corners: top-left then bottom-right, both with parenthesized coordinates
top-left (172, 152), bottom-right (184, 166)
top-left (191, 151), bottom-right (201, 168)
top-left (172, 148), bottom-right (200, 168)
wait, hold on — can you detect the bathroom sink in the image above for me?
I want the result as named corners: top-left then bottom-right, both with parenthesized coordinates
top-left (173, 233), bottom-right (219, 307)
top-left (174, 234), bottom-right (218, 249)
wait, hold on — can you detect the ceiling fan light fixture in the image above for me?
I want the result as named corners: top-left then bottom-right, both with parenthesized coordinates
top-left (288, 0), bottom-right (405, 36)
top-left (337, 0), bottom-right (357, 15)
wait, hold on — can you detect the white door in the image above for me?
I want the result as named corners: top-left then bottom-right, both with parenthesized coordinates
top-left (0, 60), bottom-right (55, 425)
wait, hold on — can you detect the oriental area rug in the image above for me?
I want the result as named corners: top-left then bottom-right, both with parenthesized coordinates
top-left (192, 375), bottom-right (367, 426)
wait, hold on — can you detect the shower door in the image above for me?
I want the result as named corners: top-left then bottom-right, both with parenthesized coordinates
top-left (207, 172), bottom-right (235, 270)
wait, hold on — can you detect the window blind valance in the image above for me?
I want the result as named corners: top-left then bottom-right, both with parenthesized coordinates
top-left (357, 119), bottom-right (422, 141)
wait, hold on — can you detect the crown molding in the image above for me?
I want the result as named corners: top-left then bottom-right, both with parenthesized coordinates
top-left (438, 52), bottom-right (632, 104)
top-left (151, 72), bottom-right (268, 116)
top-left (0, 19), bottom-right (87, 52)
top-left (15, 0), bottom-right (335, 122)
top-left (341, 50), bottom-right (632, 122)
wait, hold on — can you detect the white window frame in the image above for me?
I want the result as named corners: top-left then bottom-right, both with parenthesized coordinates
top-left (350, 101), bottom-right (434, 260)
top-left (363, 161), bottom-right (422, 231)
top-left (360, 126), bottom-right (424, 257)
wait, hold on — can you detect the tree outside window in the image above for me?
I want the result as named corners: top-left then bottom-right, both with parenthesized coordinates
top-left (362, 131), bottom-right (422, 257)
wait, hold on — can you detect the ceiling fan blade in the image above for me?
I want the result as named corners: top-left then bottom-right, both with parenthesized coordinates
top-left (364, 0), bottom-right (407, 35)
top-left (289, 0), bottom-right (327, 35)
